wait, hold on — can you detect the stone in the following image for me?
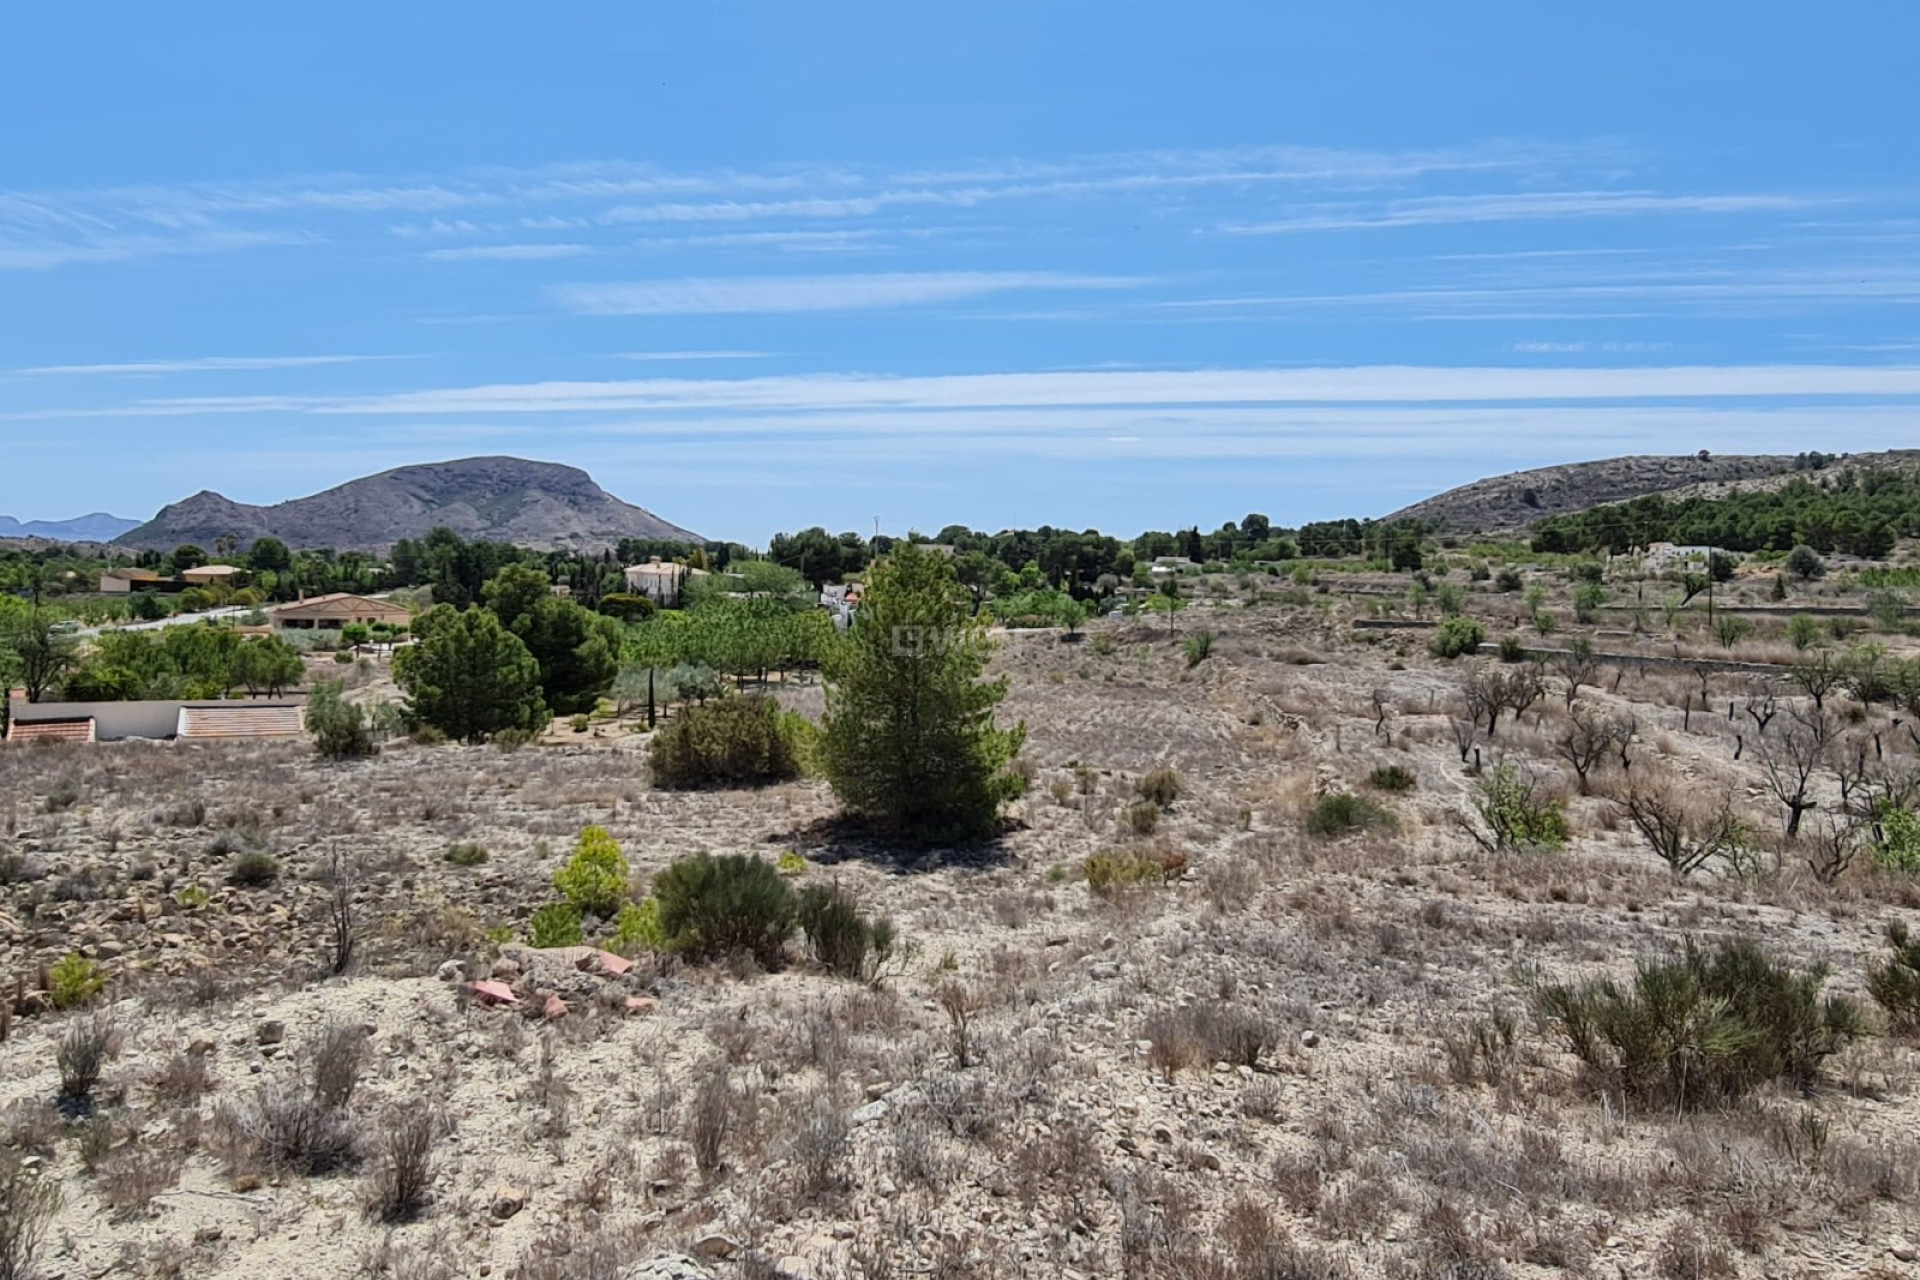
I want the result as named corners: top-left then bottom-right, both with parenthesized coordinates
top-left (1892, 1242), bottom-right (1918, 1263)
top-left (436, 959), bottom-right (467, 982)
top-left (467, 980), bottom-right (518, 1006)
top-left (543, 993), bottom-right (569, 1020)
top-left (623, 996), bottom-right (658, 1016)
top-left (691, 1234), bottom-right (739, 1260)
top-left (1298, 1029), bottom-right (1321, 1049)
top-left (255, 1020), bottom-right (285, 1047)
top-left (623, 1256), bottom-right (713, 1280)
top-left (849, 1100), bottom-right (888, 1127)
top-left (584, 949), bottom-right (633, 976)
top-left (490, 1187), bottom-right (527, 1220)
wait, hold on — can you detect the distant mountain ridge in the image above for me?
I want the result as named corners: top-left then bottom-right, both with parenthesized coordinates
top-left (0, 513), bottom-right (142, 543)
top-left (119, 456), bottom-right (701, 553)
top-left (1385, 450), bottom-right (1920, 533)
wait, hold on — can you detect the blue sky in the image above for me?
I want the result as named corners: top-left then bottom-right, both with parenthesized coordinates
top-left (4, 3), bottom-right (1919, 543)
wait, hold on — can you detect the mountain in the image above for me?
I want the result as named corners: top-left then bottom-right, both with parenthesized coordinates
top-left (0, 513), bottom-right (143, 543)
top-left (1385, 450), bottom-right (1920, 533)
top-left (119, 457), bottom-right (702, 553)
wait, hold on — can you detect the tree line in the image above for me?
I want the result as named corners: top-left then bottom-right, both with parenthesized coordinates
top-left (1530, 470), bottom-right (1920, 557)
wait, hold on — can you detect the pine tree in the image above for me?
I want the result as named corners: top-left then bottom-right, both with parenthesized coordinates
top-left (394, 605), bottom-right (547, 743)
top-left (820, 542), bottom-right (1026, 844)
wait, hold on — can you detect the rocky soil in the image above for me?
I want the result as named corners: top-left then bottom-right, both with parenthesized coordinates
top-left (0, 603), bottom-right (1916, 1279)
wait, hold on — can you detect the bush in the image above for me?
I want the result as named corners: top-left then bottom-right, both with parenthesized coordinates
top-left (1183, 629), bottom-right (1216, 668)
top-left (1135, 767), bottom-right (1181, 809)
top-left (48, 952), bottom-right (107, 1010)
top-left (443, 842), bottom-right (489, 867)
top-left (608, 898), bottom-right (668, 955)
top-left (1537, 938), bottom-right (1868, 1110)
top-left (1497, 635), bottom-right (1528, 663)
top-left (1428, 617), bottom-right (1485, 659)
top-left (367, 1107), bottom-right (435, 1223)
top-left (1494, 568), bottom-right (1524, 592)
top-left (1084, 848), bottom-right (1184, 898)
top-left (649, 696), bottom-right (800, 789)
top-left (0, 1155), bottom-right (59, 1279)
top-left (529, 902), bottom-right (584, 949)
top-left (1870, 801), bottom-right (1920, 874)
top-left (225, 851), bottom-right (281, 887)
top-left (1868, 923), bottom-right (1920, 1034)
top-left (307, 679), bottom-right (376, 760)
top-left (1366, 764), bottom-right (1417, 793)
top-left (1144, 1003), bottom-right (1275, 1078)
top-left (552, 826), bottom-right (629, 918)
top-left (1472, 762), bottom-right (1568, 851)
top-left (56, 1014), bottom-right (114, 1106)
top-left (796, 883), bottom-right (897, 982)
top-left (653, 853), bottom-right (796, 969)
top-left (1788, 614), bottom-right (1822, 651)
top-left (1305, 793), bottom-right (1394, 838)
top-left (1122, 802), bottom-right (1161, 835)
top-left (232, 1080), bottom-right (360, 1175)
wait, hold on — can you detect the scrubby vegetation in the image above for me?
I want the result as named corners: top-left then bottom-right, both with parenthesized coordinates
top-left (647, 695), bottom-right (800, 788)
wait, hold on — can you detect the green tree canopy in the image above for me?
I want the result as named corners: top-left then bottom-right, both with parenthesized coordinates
top-left (394, 604), bottom-right (547, 742)
top-left (820, 541), bottom-right (1026, 844)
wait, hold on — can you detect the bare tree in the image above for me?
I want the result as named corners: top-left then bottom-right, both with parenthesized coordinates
top-left (1743, 683), bottom-right (1780, 736)
top-left (1803, 811), bottom-right (1863, 886)
top-left (1555, 638), bottom-right (1599, 711)
top-left (1448, 711), bottom-right (1477, 764)
top-left (1617, 781), bottom-right (1747, 878)
top-left (1759, 705), bottom-right (1834, 838)
top-left (1788, 650), bottom-right (1845, 710)
top-left (1467, 666), bottom-right (1545, 737)
top-left (1555, 701), bottom-right (1633, 795)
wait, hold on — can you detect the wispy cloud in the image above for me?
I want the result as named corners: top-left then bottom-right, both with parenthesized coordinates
top-left (1224, 190), bottom-right (1823, 235)
top-left (17, 354), bottom-right (406, 376)
top-left (551, 272), bottom-right (1142, 315)
top-left (422, 242), bottom-right (595, 261)
top-left (609, 350), bottom-right (773, 361)
top-left (32, 363), bottom-right (1897, 422)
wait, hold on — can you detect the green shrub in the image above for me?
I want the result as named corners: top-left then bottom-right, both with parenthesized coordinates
top-left (48, 951), bottom-right (108, 1010)
top-left (796, 883), bottom-right (897, 982)
top-left (649, 696), bottom-right (799, 789)
top-left (1135, 767), bottom-right (1181, 809)
top-left (1084, 850), bottom-right (1167, 899)
top-left (653, 853), bottom-right (796, 968)
top-left (1428, 617), bottom-right (1485, 659)
top-left (1182, 629), bottom-right (1216, 668)
top-left (553, 826), bottom-right (629, 918)
top-left (1868, 923), bottom-right (1920, 1034)
top-left (307, 679), bottom-right (376, 760)
top-left (1537, 939), bottom-right (1868, 1110)
top-left (1870, 801), bottom-right (1920, 874)
top-left (776, 850), bottom-right (808, 874)
top-left (608, 898), bottom-right (668, 956)
top-left (443, 842), bottom-right (489, 867)
top-left (776, 711), bottom-right (823, 777)
top-left (569, 714), bottom-right (590, 734)
top-left (1473, 762), bottom-right (1568, 850)
top-left (529, 901), bottom-right (583, 949)
top-left (1306, 793), bottom-right (1394, 838)
top-left (1497, 636), bottom-right (1528, 663)
top-left (1494, 568), bottom-right (1524, 592)
top-left (1366, 764), bottom-right (1417, 793)
top-left (226, 852), bottom-right (281, 887)
top-left (1122, 802), bottom-right (1161, 836)
top-left (1788, 614), bottom-right (1822, 651)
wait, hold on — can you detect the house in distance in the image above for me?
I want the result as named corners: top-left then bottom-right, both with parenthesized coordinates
top-left (270, 593), bottom-right (412, 632)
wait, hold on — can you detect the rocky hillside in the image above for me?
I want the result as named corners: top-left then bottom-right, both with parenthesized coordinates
top-left (1385, 453), bottom-right (1808, 532)
top-left (119, 456), bottom-right (701, 553)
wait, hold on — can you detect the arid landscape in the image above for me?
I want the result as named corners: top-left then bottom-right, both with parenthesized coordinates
top-left (4, 557), bottom-right (1919, 1280)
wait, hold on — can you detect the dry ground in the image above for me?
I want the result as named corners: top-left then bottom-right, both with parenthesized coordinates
top-left (0, 599), bottom-right (1917, 1280)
